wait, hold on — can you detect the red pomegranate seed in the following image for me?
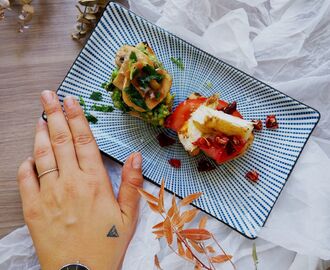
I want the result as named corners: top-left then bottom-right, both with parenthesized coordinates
top-left (197, 159), bottom-right (216, 172)
top-left (252, 119), bottom-right (263, 131)
top-left (214, 135), bottom-right (229, 147)
top-left (246, 170), bottom-right (259, 182)
top-left (193, 137), bottom-right (211, 148)
top-left (157, 132), bottom-right (176, 147)
top-left (223, 101), bottom-right (237, 114)
top-left (168, 159), bottom-right (181, 168)
top-left (265, 115), bottom-right (279, 129)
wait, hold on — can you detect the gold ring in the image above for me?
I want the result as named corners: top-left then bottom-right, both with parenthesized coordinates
top-left (38, 168), bottom-right (58, 178)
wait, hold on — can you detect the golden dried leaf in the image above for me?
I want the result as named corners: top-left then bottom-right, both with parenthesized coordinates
top-left (77, 16), bottom-right (93, 25)
top-left (137, 188), bottom-right (159, 204)
top-left (85, 12), bottom-right (97, 20)
top-left (185, 248), bottom-right (194, 261)
top-left (177, 238), bottom-right (185, 256)
top-left (206, 245), bottom-right (215, 253)
top-left (180, 228), bottom-right (211, 241)
top-left (199, 216), bottom-right (207, 229)
top-left (210, 254), bottom-right (232, 263)
top-left (172, 211), bottom-right (181, 226)
top-left (188, 240), bottom-right (204, 253)
top-left (147, 201), bottom-right (160, 213)
top-left (180, 192), bottom-right (203, 206)
top-left (154, 255), bottom-right (163, 270)
top-left (152, 221), bottom-right (164, 230)
top-left (22, 4), bottom-right (34, 14)
top-left (163, 217), bottom-right (173, 245)
top-left (177, 208), bottom-right (199, 227)
top-left (79, 0), bottom-right (98, 6)
top-left (20, 0), bottom-right (32, 5)
top-left (158, 179), bottom-right (165, 213)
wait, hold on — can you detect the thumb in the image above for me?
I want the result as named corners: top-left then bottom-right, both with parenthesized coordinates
top-left (118, 152), bottom-right (144, 222)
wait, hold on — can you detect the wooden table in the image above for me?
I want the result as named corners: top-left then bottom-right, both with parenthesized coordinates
top-left (0, 0), bottom-right (127, 238)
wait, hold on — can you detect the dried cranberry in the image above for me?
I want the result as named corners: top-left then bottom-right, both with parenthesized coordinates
top-left (252, 119), bottom-right (263, 131)
top-left (214, 135), bottom-right (229, 147)
top-left (223, 101), bottom-right (237, 114)
top-left (156, 132), bottom-right (176, 147)
top-left (246, 170), bottom-right (259, 182)
top-left (265, 115), bottom-right (279, 129)
top-left (226, 140), bottom-right (236, 155)
top-left (168, 159), bottom-right (181, 168)
top-left (193, 137), bottom-right (211, 148)
top-left (197, 159), bottom-right (216, 172)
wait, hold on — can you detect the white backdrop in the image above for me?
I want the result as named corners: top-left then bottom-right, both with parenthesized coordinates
top-left (0, 0), bottom-right (330, 269)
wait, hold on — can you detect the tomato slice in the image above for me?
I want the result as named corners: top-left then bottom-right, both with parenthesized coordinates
top-left (164, 97), bottom-right (207, 132)
top-left (165, 97), bottom-right (243, 131)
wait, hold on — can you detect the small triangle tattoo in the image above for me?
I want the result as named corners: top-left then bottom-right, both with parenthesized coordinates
top-left (107, 225), bottom-right (119, 238)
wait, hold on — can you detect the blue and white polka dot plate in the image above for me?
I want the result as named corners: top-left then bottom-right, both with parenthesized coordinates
top-left (56, 3), bottom-right (320, 239)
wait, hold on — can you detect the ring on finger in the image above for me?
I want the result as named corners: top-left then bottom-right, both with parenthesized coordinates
top-left (38, 168), bottom-right (58, 179)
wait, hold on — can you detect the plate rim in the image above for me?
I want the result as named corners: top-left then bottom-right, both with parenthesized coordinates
top-left (49, 1), bottom-right (321, 239)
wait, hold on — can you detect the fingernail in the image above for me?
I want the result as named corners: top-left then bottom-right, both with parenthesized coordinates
top-left (132, 153), bottom-right (142, 169)
top-left (41, 90), bottom-right (54, 105)
top-left (27, 156), bottom-right (33, 161)
top-left (64, 96), bottom-right (76, 108)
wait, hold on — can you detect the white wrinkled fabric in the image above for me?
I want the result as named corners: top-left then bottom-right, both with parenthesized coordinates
top-left (1, 0), bottom-right (330, 269)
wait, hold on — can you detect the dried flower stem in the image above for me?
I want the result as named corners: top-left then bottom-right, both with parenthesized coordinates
top-left (211, 235), bottom-right (236, 270)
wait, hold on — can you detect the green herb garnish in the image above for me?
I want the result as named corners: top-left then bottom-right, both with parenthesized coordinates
top-left (90, 91), bottom-right (103, 101)
top-left (91, 104), bottom-right (114, 112)
top-left (170, 57), bottom-right (184, 70)
top-left (129, 51), bottom-right (137, 63)
top-left (155, 92), bottom-right (161, 99)
top-left (138, 65), bottom-right (164, 88)
top-left (86, 113), bottom-right (98, 124)
top-left (124, 84), bottom-right (148, 110)
top-left (79, 96), bottom-right (98, 124)
top-left (204, 81), bottom-right (213, 89)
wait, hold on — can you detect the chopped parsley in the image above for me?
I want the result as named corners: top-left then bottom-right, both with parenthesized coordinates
top-left (91, 104), bottom-right (114, 112)
top-left (170, 57), bottom-right (184, 70)
top-left (86, 114), bottom-right (98, 124)
top-left (204, 81), bottom-right (213, 89)
top-left (155, 92), bottom-right (161, 99)
top-left (124, 84), bottom-right (148, 110)
top-left (129, 51), bottom-right (137, 63)
top-left (79, 96), bottom-right (86, 109)
top-left (90, 91), bottom-right (103, 101)
top-left (138, 65), bottom-right (164, 88)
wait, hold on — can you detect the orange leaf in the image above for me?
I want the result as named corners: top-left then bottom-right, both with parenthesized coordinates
top-left (180, 228), bottom-right (211, 241)
top-left (177, 208), bottom-right (199, 227)
top-left (167, 195), bottom-right (178, 217)
top-left (185, 248), bottom-right (194, 260)
top-left (177, 238), bottom-right (185, 256)
top-left (152, 229), bottom-right (164, 238)
top-left (137, 188), bottom-right (159, 204)
top-left (158, 179), bottom-right (165, 213)
top-left (172, 211), bottom-right (181, 226)
top-left (206, 245), bottom-right (215, 253)
top-left (194, 263), bottom-right (202, 270)
top-left (180, 192), bottom-right (203, 206)
top-left (210, 254), bottom-right (233, 263)
top-left (188, 239), bottom-right (204, 253)
top-left (148, 201), bottom-right (160, 213)
top-left (154, 255), bottom-right (163, 270)
top-left (199, 216), bottom-right (207, 229)
top-left (152, 221), bottom-right (164, 229)
top-left (163, 217), bottom-right (173, 245)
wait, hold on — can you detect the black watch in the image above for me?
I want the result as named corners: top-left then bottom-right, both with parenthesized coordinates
top-left (59, 262), bottom-right (90, 270)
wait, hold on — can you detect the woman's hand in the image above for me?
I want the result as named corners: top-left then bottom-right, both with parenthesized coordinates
top-left (17, 90), bottom-right (144, 270)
